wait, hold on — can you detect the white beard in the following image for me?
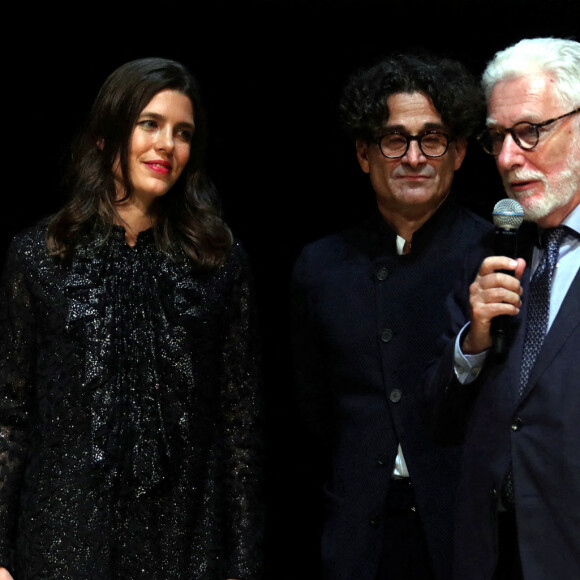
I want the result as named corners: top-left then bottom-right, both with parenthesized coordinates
top-left (503, 137), bottom-right (580, 222)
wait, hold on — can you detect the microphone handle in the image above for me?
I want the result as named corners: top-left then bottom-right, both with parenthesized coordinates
top-left (491, 228), bottom-right (518, 356)
top-left (493, 227), bottom-right (518, 259)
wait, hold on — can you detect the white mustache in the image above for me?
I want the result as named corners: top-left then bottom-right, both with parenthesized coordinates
top-left (504, 169), bottom-right (545, 182)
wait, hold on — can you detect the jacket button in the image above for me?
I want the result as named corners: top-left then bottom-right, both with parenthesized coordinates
top-left (390, 389), bottom-right (402, 403)
top-left (511, 417), bottom-right (523, 431)
top-left (369, 516), bottom-right (381, 528)
top-left (381, 329), bottom-right (393, 343)
top-left (377, 453), bottom-right (389, 466)
top-left (376, 266), bottom-right (389, 281)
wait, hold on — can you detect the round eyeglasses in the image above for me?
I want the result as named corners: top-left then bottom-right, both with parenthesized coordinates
top-left (375, 131), bottom-right (452, 159)
top-left (478, 107), bottom-right (580, 156)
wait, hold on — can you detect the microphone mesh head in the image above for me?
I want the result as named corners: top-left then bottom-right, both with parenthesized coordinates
top-left (493, 198), bottom-right (524, 229)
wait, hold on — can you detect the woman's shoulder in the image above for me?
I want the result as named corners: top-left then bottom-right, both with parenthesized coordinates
top-left (204, 237), bottom-right (254, 289)
top-left (0, 222), bottom-right (53, 287)
top-left (7, 222), bottom-right (50, 260)
top-left (227, 237), bottom-right (256, 274)
top-left (229, 237), bottom-right (248, 262)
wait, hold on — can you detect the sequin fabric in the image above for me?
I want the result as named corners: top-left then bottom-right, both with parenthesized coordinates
top-left (0, 224), bottom-right (263, 579)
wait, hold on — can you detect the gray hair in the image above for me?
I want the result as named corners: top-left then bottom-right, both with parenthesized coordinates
top-left (482, 37), bottom-right (580, 109)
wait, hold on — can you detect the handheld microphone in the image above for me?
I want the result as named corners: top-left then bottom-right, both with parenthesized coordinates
top-left (490, 198), bottom-right (525, 356)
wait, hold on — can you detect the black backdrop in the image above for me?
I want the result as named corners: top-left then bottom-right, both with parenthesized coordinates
top-left (4, 1), bottom-right (579, 576)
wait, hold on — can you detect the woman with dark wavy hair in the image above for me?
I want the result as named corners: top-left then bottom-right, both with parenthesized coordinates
top-left (0, 58), bottom-right (262, 580)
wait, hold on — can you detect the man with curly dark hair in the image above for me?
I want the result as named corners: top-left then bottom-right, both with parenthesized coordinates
top-left (291, 53), bottom-right (493, 580)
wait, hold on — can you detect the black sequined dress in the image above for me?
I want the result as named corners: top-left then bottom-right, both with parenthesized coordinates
top-left (0, 225), bottom-right (262, 579)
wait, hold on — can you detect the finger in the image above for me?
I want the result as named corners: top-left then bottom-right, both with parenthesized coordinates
top-left (470, 291), bottom-right (521, 321)
top-left (514, 258), bottom-right (527, 280)
top-left (478, 256), bottom-right (520, 277)
top-left (473, 272), bottom-right (522, 302)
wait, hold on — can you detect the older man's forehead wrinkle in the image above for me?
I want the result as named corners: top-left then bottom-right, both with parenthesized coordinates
top-left (488, 74), bottom-right (561, 127)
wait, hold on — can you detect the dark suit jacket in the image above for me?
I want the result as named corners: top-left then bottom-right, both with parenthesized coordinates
top-left (291, 199), bottom-right (493, 580)
top-left (422, 225), bottom-right (580, 580)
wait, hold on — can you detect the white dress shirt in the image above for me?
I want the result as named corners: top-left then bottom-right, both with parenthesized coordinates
top-left (394, 234), bottom-right (410, 477)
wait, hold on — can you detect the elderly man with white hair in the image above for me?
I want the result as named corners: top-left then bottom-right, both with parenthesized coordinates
top-left (423, 37), bottom-right (580, 580)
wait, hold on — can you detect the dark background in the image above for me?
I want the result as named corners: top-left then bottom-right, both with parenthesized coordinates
top-left (4, 1), bottom-right (579, 577)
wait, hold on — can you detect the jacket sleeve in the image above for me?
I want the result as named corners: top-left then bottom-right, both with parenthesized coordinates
top-left (290, 246), bottom-right (334, 456)
top-left (220, 244), bottom-right (264, 580)
top-left (0, 239), bottom-right (36, 570)
top-left (420, 250), bottom-right (485, 446)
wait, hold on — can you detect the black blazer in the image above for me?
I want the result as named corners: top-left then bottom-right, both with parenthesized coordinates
top-left (291, 199), bottom-right (493, 580)
top-left (422, 225), bottom-right (580, 580)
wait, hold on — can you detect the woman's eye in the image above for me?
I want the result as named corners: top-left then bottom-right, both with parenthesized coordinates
top-left (177, 129), bottom-right (193, 142)
top-left (138, 119), bottom-right (158, 130)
